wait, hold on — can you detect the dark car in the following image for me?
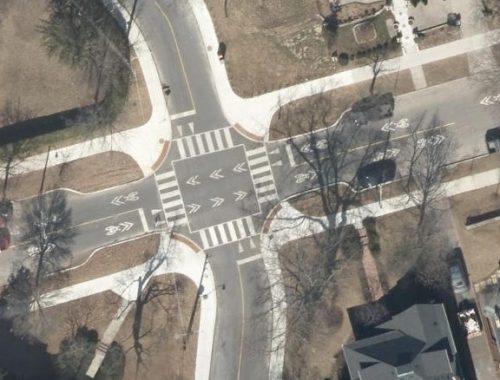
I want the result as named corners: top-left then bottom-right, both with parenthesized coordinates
top-left (485, 127), bottom-right (500, 153)
top-left (448, 247), bottom-right (469, 295)
top-left (356, 159), bottom-right (396, 189)
top-left (217, 42), bottom-right (226, 60)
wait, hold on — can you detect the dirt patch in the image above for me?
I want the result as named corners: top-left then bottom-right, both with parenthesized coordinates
top-left (416, 25), bottom-right (462, 50)
top-left (279, 232), bottom-right (367, 379)
top-left (269, 69), bottom-right (415, 139)
top-left (30, 290), bottom-right (123, 354)
top-left (42, 234), bottom-right (161, 292)
top-left (422, 54), bottom-right (470, 87)
top-left (449, 185), bottom-right (500, 283)
top-left (5, 151), bottom-right (143, 201)
top-left (116, 273), bottom-right (198, 380)
top-left (353, 22), bottom-right (377, 44)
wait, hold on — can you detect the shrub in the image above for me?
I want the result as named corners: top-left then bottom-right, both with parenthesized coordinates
top-left (0, 227), bottom-right (10, 250)
top-left (338, 52), bottom-right (349, 65)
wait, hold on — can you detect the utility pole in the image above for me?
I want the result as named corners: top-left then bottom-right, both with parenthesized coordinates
top-left (39, 145), bottom-right (51, 196)
top-left (127, 0), bottom-right (139, 37)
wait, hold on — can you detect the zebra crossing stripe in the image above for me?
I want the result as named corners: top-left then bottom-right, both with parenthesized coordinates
top-left (195, 134), bottom-right (206, 154)
top-left (256, 184), bottom-right (276, 195)
top-left (235, 219), bottom-right (245, 239)
top-left (163, 198), bottom-right (183, 209)
top-left (159, 189), bottom-right (180, 200)
top-left (205, 132), bottom-right (215, 152)
top-left (214, 130), bottom-right (224, 150)
top-left (247, 147), bottom-right (266, 157)
top-left (157, 179), bottom-right (178, 191)
top-left (219, 225), bottom-right (229, 244)
top-left (165, 208), bottom-right (185, 219)
top-left (185, 137), bottom-right (196, 156)
top-left (248, 156), bottom-right (268, 166)
top-left (227, 222), bottom-right (238, 241)
top-left (176, 139), bottom-right (187, 159)
top-left (199, 230), bottom-right (210, 249)
top-left (223, 128), bottom-right (233, 147)
top-left (253, 175), bottom-right (273, 185)
top-left (251, 166), bottom-right (271, 175)
top-left (155, 171), bottom-right (175, 181)
top-left (208, 228), bottom-right (218, 246)
top-left (246, 217), bottom-right (256, 235)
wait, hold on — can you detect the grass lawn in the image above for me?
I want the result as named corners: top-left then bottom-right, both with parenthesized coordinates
top-left (5, 151), bottom-right (144, 201)
top-left (422, 54), bottom-right (470, 87)
top-left (416, 25), bottom-right (462, 50)
top-left (0, 0), bottom-right (152, 155)
top-left (42, 234), bottom-right (161, 292)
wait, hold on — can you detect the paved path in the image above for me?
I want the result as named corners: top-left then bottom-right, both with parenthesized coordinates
top-left (261, 166), bottom-right (500, 379)
top-left (38, 233), bottom-right (216, 380)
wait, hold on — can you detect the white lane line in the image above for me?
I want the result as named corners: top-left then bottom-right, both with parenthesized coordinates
top-left (138, 208), bottom-right (149, 232)
top-left (237, 253), bottom-right (263, 266)
top-left (285, 144), bottom-right (297, 167)
top-left (170, 109), bottom-right (196, 120)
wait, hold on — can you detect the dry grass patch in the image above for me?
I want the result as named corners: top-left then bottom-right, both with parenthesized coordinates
top-left (279, 232), bottom-right (367, 379)
top-left (416, 25), bottom-right (462, 50)
top-left (30, 291), bottom-right (122, 354)
top-left (6, 151), bottom-right (143, 200)
top-left (42, 234), bottom-right (160, 292)
top-left (116, 274), bottom-right (198, 380)
top-left (270, 69), bottom-right (415, 139)
top-left (449, 185), bottom-right (500, 283)
top-left (422, 54), bottom-right (470, 87)
top-left (0, 0), bottom-right (95, 119)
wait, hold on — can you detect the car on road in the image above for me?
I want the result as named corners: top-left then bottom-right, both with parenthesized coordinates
top-left (485, 126), bottom-right (500, 153)
top-left (356, 159), bottom-right (396, 189)
top-left (448, 248), bottom-right (469, 295)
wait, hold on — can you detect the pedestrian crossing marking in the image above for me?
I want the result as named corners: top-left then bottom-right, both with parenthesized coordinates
top-left (197, 216), bottom-right (257, 249)
top-left (175, 127), bottom-right (234, 159)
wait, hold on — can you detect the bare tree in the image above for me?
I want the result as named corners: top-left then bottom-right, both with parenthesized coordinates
top-left (404, 118), bottom-right (454, 225)
top-left (21, 191), bottom-right (76, 303)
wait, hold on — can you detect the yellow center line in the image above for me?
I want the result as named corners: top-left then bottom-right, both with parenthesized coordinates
top-left (155, 1), bottom-right (197, 112)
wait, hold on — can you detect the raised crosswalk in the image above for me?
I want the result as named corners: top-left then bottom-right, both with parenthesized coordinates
top-left (155, 171), bottom-right (187, 226)
top-left (197, 216), bottom-right (257, 249)
top-left (175, 127), bottom-right (234, 159)
top-left (246, 147), bottom-right (279, 204)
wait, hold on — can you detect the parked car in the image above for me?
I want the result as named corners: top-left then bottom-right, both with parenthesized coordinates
top-left (217, 42), bottom-right (226, 60)
top-left (356, 159), bottom-right (396, 189)
top-left (448, 248), bottom-right (469, 295)
top-left (485, 126), bottom-right (500, 153)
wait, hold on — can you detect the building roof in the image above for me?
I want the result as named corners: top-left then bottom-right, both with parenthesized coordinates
top-left (343, 304), bottom-right (458, 380)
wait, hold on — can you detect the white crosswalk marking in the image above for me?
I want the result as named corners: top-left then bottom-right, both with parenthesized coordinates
top-left (246, 146), bottom-right (279, 204)
top-left (154, 171), bottom-right (187, 226)
top-left (174, 127), bottom-right (234, 159)
top-left (197, 216), bottom-right (257, 249)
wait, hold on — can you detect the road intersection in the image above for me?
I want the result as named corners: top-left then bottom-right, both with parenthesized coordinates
top-left (1, 0), bottom-right (499, 379)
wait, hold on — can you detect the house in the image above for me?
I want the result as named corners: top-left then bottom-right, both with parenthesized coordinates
top-left (343, 304), bottom-right (461, 379)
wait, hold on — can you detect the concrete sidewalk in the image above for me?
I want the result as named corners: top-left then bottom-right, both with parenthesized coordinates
top-left (188, 0), bottom-right (500, 140)
top-left (261, 167), bottom-right (500, 379)
top-left (38, 233), bottom-right (216, 380)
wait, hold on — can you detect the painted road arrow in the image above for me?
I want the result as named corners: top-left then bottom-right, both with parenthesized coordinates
top-left (233, 191), bottom-right (248, 201)
top-left (110, 196), bottom-right (125, 206)
top-left (210, 197), bottom-right (224, 208)
top-left (209, 169), bottom-right (224, 179)
top-left (233, 162), bottom-right (247, 173)
top-left (186, 175), bottom-right (200, 186)
top-left (119, 221), bottom-right (134, 232)
top-left (187, 203), bottom-right (201, 214)
top-left (480, 96), bottom-right (495, 106)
